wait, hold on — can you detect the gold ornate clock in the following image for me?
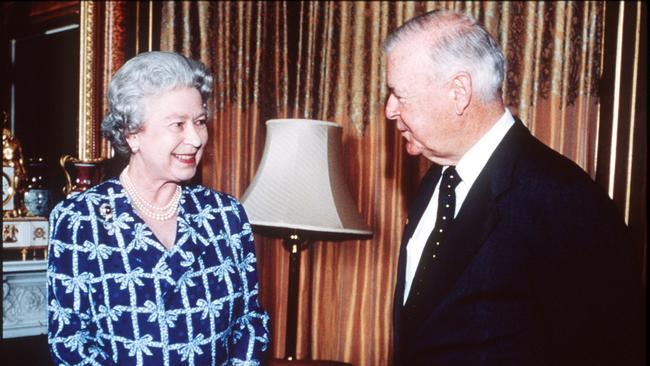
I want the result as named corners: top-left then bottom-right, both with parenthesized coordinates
top-left (3, 166), bottom-right (15, 210)
top-left (3, 112), bottom-right (28, 218)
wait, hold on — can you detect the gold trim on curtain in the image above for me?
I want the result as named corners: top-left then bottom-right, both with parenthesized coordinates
top-left (101, 1), bottom-right (130, 132)
top-left (596, 1), bottom-right (646, 287)
top-left (157, 2), bottom-right (645, 365)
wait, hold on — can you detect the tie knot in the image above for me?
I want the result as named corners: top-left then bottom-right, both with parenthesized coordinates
top-left (441, 166), bottom-right (461, 190)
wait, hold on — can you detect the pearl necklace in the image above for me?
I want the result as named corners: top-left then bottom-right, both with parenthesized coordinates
top-left (120, 167), bottom-right (181, 221)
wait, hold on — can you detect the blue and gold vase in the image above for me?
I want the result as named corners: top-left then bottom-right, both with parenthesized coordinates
top-left (24, 158), bottom-right (52, 217)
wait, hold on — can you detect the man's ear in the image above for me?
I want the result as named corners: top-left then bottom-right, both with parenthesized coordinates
top-left (125, 133), bottom-right (140, 154)
top-left (449, 72), bottom-right (472, 115)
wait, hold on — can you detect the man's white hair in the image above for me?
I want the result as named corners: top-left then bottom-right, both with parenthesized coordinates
top-left (384, 10), bottom-right (506, 102)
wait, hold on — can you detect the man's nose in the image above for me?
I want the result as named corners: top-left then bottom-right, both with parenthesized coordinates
top-left (385, 93), bottom-right (400, 121)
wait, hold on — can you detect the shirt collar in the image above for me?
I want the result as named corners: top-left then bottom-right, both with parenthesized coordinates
top-left (453, 108), bottom-right (515, 188)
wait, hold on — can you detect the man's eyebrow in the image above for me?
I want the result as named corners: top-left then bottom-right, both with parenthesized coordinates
top-left (389, 86), bottom-right (405, 97)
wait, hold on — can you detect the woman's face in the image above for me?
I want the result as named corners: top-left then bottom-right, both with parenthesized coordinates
top-left (126, 86), bottom-right (208, 184)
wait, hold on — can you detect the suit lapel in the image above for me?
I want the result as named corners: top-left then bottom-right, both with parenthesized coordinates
top-left (396, 165), bottom-right (442, 292)
top-left (417, 175), bottom-right (500, 312)
top-left (394, 165), bottom-right (442, 351)
top-left (402, 166), bottom-right (442, 245)
top-left (405, 119), bottom-right (530, 319)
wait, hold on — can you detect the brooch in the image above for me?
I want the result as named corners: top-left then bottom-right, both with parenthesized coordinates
top-left (99, 203), bottom-right (113, 220)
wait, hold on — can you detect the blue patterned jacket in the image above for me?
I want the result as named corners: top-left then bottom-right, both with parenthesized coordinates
top-left (47, 179), bottom-right (270, 365)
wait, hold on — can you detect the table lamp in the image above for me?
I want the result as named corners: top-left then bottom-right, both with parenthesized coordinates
top-left (241, 118), bottom-right (372, 362)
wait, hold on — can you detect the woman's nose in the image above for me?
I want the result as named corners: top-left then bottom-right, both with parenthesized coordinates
top-left (184, 122), bottom-right (203, 147)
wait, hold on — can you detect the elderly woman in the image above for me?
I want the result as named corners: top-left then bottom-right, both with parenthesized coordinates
top-left (47, 51), bottom-right (270, 365)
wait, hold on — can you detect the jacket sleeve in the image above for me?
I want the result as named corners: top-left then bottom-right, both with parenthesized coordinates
top-left (47, 201), bottom-right (109, 366)
top-left (529, 181), bottom-right (644, 366)
top-left (226, 198), bottom-right (271, 365)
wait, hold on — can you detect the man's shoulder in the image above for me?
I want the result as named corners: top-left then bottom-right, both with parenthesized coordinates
top-left (506, 126), bottom-right (616, 212)
top-left (517, 132), bottom-right (593, 186)
top-left (502, 121), bottom-right (592, 184)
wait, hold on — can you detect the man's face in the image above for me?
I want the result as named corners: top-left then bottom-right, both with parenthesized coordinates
top-left (385, 37), bottom-right (459, 164)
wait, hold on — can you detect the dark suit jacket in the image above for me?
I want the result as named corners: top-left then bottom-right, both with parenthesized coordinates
top-left (393, 120), bottom-right (643, 366)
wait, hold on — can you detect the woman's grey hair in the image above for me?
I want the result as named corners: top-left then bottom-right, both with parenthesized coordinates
top-left (101, 51), bottom-right (214, 156)
top-left (384, 10), bottom-right (506, 102)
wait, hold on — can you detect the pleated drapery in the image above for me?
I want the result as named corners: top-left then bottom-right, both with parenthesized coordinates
top-left (150, 2), bottom-right (646, 365)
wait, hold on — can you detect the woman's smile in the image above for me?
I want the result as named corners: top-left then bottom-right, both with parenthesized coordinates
top-left (173, 152), bottom-right (197, 164)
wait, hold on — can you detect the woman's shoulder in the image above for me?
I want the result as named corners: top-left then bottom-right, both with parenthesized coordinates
top-left (182, 185), bottom-right (251, 231)
top-left (50, 179), bottom-right (121, 215)
top-left (183, 184), bottom-right (241, 207)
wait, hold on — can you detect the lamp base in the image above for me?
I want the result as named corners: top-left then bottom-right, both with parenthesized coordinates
top-left (278, 233), bottom-right (353, 366)
top-left (282, 233), bottom-right (310, 360)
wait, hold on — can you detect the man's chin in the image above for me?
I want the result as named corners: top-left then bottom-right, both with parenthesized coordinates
top-left (405, 143), bottom-right (424, 156)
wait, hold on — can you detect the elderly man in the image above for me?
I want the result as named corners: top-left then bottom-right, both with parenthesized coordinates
top-left (384, 9), bottom-right (642, 366)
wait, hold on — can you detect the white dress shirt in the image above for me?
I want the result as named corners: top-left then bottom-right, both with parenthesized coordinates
top-left (403, 109), bottom-right (515, 304)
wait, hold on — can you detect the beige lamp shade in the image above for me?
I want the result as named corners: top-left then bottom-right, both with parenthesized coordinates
top-left (241, 119), bottom-right (372, 235)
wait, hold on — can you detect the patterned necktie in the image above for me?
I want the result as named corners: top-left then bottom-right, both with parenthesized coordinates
top-left (400, 166), bottom-right (462, 359)
top-left (406, 166), bottom-right (462, 304)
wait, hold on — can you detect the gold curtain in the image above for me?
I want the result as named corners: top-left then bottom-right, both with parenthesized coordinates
top-left (156, 1), bottom-right (646, 365)
top-left (100, 1), bottom-right (131, 158)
